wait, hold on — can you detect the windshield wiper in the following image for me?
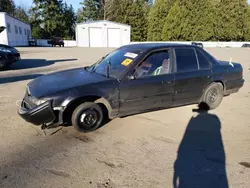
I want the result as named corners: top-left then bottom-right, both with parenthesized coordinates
top-left (106, 60), bottom-right (111, 78)
top-left (91, 56), bottom-right (105, 73)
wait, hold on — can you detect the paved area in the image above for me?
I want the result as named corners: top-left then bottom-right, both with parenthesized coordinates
top-left (0, 47), bottom-right (249, 188)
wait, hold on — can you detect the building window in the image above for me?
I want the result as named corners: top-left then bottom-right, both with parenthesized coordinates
top-left (19, 27), bottom-right (22, 35)
top-left (7, 23), bottom-right (11, 33)
top-left (24, 28), bottom-right (26, 35)
top-left (27, 29), bottom-right (30, 38)
top-left (15, 25), bottom-right (18, 34)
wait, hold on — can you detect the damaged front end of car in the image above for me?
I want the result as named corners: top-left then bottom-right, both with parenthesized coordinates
top-left (18, 88), bottom-right (66, 130)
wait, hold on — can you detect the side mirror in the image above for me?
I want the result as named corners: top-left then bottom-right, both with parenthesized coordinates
top-left (128, 75), bottom-right (135, 80)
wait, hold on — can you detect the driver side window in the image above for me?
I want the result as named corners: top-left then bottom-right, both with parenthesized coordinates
top-left (133, 50), bottom-right (170, 78)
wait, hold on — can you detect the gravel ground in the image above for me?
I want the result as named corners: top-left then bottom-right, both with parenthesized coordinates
top-left (0, 47), bottom-right (249, 188)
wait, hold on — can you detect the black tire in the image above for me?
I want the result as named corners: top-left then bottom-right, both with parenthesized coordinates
top-left (71, 102), bottom-right (104, 132)
top-left (201, 82), bottom-right (224, 110)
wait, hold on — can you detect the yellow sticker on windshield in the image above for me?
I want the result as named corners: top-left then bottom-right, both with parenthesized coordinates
top-left (121, 58), bottom-right (133, 66)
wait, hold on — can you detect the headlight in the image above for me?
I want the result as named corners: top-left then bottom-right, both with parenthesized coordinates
top-left (36, 99), bottom-right (47, 106)
top-left (30, 97), bottom-right (47, 106)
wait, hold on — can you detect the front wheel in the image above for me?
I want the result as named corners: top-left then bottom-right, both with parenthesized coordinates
top-left (71, 102), bottom-right (104, 132)
top-left (201, 83), bottom-right (224, 110)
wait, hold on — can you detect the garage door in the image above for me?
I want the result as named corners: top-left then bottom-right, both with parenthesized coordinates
top-left (89, 27), bottom-right (103, 47)
top-left (108, 28), bottom-right (121, 47)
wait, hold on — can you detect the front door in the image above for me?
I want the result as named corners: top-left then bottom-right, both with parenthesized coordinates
top-left (119, 50), bottom-right (175, 116)
top-left (173, 47), bottom-right (212, 106)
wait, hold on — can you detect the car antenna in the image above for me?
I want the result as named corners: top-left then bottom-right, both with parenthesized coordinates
top-left (106, 60), bottom-right (111, 78)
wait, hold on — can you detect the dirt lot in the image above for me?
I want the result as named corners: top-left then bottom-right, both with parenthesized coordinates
top-left (0, 47), bottom-right (249, 188)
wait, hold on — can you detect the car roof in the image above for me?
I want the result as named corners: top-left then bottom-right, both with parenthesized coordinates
top-left (120, 43), bottom-right (193, 52)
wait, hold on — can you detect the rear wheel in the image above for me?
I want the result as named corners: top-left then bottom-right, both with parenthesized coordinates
top-left (71, 102), bottom-right (104, 132)
top-left (201, 83), bottom-right (224, 110)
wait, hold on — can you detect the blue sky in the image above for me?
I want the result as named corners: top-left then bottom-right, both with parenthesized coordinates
top-left (14, 0), bottom-right (250, 12)
top-left (14, 0), bottom-right (82, 12)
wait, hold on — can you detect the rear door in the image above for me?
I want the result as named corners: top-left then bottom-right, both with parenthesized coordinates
top-left (173, 47), bottom-right (212, 106)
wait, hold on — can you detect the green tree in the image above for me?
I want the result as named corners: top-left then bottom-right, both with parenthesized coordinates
top-left (234, 0), bottom-right (249, 41)
top-left (105, 0), bottom-right (133, 23)
top-left (216, 0), bottom-right (249, 41)
top-left (77, 0), bottom-right (103, 22)
top-left (147, 0), bottom-right (174, 41)
top-left (0, 0), bottom-right (15, 15)
top-left (62, 3), bottom-right (77, 39)
top-left (14, 5), bottom-right (29, 23)
top-left (104, 0), bottom-right (149, 41)
top-left (127, 0), bottom-right (149, 41)
top-left (180, 0), bottom-right (214, 41)
top-left (30, 0), bottom-right (76, 39)
top-left (244, 5), bottom-right (250, 41)
top-left (161, 0), bottom-right (184, 41)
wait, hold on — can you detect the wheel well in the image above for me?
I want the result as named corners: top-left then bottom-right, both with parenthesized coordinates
top-left (214, 80), bottom-right (225, 90)
top-left (200, 80), bottom-right (225, 103)
top-left (62, 96), bottom-right (109, 125)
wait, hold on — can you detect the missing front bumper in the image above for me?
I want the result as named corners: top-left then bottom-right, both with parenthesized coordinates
top-left (18, 100), bottom-right (56, 126)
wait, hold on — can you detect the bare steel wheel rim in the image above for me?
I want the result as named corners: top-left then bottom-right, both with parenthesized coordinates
top-left (79, 108), bottom-right (99, 128)
top-left (207, 88), bottom-right (219, 104)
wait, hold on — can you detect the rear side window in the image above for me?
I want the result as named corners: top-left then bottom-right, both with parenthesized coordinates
top-left (175, 48), bottom-right (198, 72)
top-left (202, 49), bottom-right (218, 64)
top-left (196, 49), bottom-right (210, 69)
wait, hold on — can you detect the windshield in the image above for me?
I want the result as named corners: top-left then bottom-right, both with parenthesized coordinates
top-left (87, 48), bottom-right (141, 78)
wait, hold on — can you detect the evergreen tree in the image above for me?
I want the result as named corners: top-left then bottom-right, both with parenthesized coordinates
top-left (244, 5), bottom-right (250, 41)
top-left (14, 5), bottom-right (29, 23)
top-left (62, 3), bottom-right (77, 39)
top-left (179, 0), bottom-right (214, 41)
top-left (235, 0), bottom-right (249, 41)
top-left (104, 0), bottom-right (149, 41)
top-left (127, 0), bottom-right (149, 41)
top-left (30, 0), bottom-right (76, 39)
top-left (217, 0), bottom-right (248, 41)
top-left (161, 0), bottom-right (184, 41)
top-left (147, 0), bottom-right (174, 41)
top-left (0, 0), bottom-right (15, 15)
top-left (78, 0), bottom-right (106, 22)
top-left (79, 0), bottom-right (100, 22)
top-left (105, 0), bottom-right (133, 23)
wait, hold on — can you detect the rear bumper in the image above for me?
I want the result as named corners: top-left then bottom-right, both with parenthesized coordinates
top-left (224, 79), bottom-right (244, 95)
top-left (18, 100), bottom-right (56, 125)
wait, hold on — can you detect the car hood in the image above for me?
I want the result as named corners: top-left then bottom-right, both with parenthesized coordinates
top-left (27, 67), bottom-right (108, 98)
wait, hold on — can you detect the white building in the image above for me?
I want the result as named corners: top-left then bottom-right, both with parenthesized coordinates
top-left (76, 20), bottom-right (131, 48)
top-left (0, 12), bottom-right (31, 46)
